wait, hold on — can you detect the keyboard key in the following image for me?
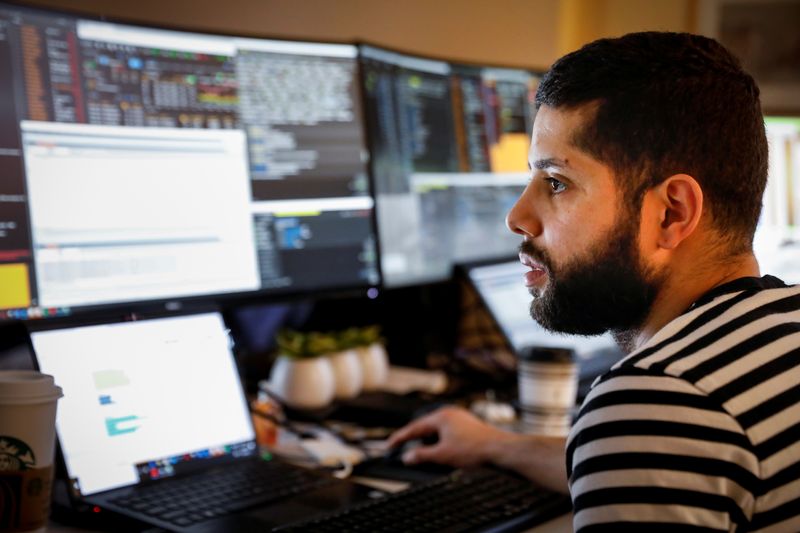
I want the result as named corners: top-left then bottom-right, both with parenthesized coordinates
top-left (276, 468), bottom-right (567, 533)
top-left (110, 458), bottom-right (338, 526)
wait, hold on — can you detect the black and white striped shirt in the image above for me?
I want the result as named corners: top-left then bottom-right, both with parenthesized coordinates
top-left (567, 276), bottom-right (800, 532)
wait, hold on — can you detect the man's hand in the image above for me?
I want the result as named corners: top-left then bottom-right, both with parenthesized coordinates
top-left (388, 405), bottom-right (570, 494)
top-left (387, 406), bottom-right (506, 468)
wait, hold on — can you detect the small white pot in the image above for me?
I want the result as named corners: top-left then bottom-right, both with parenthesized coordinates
top-left (269, 355), bottom-right (335, 410)
top-left (357, 343), bottom-right (389, 391)
top-left (328, 349), bottom-right (363, 399)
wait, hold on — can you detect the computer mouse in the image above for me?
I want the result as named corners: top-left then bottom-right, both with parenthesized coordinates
top-left (352, 434), bottom-right (451, 483)
top-left (384, 434), bottom-right (440, 466)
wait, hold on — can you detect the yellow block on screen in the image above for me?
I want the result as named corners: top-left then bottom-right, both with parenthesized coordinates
top-left (0, 263), bottom-right (31, 308)
top-left (490, 133), bottom-right (530, 173)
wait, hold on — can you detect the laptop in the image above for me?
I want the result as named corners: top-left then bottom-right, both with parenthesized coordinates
top-left (28, 311), bottom-right (371, 532)
top-left (461, 259), bottom-right (623, 394)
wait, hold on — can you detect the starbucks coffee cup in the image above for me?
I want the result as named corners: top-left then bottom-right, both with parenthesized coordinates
top-left (0, 370), bottom-right (63, 532)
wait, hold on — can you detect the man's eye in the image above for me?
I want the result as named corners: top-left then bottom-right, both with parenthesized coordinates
top-left (545, 177), bottom-right (567, 194)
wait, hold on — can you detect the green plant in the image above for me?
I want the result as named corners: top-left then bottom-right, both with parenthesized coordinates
top-left (360, 325), bottom-right (382, 345)
top-left (275, 329), bottom-right (338, 359)
top-left (337, 325), bottom-right (383, 349)
top-left (275, 326), bottom-right (384, 359)
top-left (337, 327), bottom-right (363, 350)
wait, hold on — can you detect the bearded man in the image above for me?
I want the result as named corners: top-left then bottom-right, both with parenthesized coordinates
top-left (390, 32), bottom-right (800, 532)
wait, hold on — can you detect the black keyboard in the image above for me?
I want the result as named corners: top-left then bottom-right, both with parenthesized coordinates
top-left (109, 458), bottom-right (335, 528)
top-left (276, 467), bottom-right (570, 533)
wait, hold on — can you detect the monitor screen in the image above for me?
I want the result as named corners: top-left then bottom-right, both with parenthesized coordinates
top-left (361, 45), bottom-right (538, 287)
top-left (31, 312), bottom-right (256, 495)
top-left (755, 116), bottom-right (800, 284)
top-left (0, 5), bottom-right (379, 321)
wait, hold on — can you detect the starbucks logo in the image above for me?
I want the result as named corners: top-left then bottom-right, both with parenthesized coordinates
top-left (0, 436), bottom-right (36, 471)
top-left (27, 477), bottom-right (43, 497)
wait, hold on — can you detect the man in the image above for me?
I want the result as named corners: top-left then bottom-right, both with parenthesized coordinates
top-left (390, 32), bottom-right (800, 531)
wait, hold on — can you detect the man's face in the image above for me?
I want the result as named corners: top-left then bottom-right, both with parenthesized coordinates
top-left (506, 105), bottom-right (665, 338)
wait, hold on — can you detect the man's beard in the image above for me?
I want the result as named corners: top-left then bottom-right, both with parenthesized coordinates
top-left (523, 215), bottom-right (665, 341)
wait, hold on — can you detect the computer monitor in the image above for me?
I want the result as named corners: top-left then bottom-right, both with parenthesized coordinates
top-left (754, 116), bottom-right (800, 284)
top-left (0, 4), bottom-right (379, 321)
top-left (360, 44), bottom-right (539, 288)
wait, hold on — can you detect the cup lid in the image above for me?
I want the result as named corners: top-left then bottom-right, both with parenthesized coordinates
top-left (518, 346), bottom-right (575, 363)
top-left (0, 370), bottom-right (63, 404)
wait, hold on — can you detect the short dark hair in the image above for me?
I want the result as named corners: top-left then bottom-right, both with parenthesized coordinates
top-left (536, 32), bottom-right (768, 252)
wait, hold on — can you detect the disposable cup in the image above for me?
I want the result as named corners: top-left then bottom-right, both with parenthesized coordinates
top-left (0, 370), bottom-right (63, 532)
top-left (517, 347), bottom-right (577, 437)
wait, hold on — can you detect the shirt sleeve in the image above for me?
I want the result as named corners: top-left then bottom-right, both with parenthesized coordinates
top-left (566, 368), bottom-right (759, 532)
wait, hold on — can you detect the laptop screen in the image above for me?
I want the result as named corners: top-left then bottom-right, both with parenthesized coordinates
top-left (31, 313), bottom-right (256, 496)
top-left (465, 260), bottom-right (617, 357)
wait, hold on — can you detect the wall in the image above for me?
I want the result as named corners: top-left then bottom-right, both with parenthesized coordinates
top-left (16, 0), bottom-right (705, 69)
top-left (17, 0), bottom-right (560, 70)
top-left (558, 0), bottom-right (696, 55)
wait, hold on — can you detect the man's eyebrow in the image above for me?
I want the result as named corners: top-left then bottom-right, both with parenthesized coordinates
top-left (531, 158), bottom-right (569, 170)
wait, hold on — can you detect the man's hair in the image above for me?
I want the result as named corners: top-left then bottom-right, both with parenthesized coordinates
top-left (536, 32), bottom-right (768, 252)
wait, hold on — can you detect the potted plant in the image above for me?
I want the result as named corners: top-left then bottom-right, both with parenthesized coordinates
top-left (327, 328), bottom-right (364, 400)
top-left (267, 330), bottom-right (337, 410)
top-left (352, 325), bottom-right (389, 391)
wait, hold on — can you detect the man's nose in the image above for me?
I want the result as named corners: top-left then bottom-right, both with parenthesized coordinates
top-left (506, 191), bottom-right (541, 238)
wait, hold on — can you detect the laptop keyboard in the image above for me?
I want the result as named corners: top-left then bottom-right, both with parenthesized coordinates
top-left (275, 467), bottom-right (568, 533)
top-left (110, 458), bottom-right (336, 528)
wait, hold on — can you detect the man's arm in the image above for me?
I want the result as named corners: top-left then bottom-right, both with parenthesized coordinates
top-left (387, 406), bottom-right (569, 494)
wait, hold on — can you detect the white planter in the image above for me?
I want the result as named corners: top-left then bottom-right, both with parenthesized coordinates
top-left (269, 355), bottom-right (335, 410)
top-left (357, 343), bottom-right (389, 391)
top-left (328, 349), bottom-right (363, 399)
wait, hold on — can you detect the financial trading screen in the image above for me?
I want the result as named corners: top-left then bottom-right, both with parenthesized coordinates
top-left (0, 6), bottom-right (379, 320)
top-left (361, 45), bottom-right (539, 287)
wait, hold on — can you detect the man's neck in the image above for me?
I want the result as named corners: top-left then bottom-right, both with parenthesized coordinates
top-left (627, 253), bottom-right (761, 353)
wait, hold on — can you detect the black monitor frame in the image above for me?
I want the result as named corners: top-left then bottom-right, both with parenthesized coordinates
top-left (0, 0), bottom-right (382, 325)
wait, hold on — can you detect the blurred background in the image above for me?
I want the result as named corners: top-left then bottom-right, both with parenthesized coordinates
top-left (3, 0), bottom-right (799, 390)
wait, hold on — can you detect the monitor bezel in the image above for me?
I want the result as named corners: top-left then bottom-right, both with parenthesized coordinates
top-left (0, 0), bottom-right (382, 324)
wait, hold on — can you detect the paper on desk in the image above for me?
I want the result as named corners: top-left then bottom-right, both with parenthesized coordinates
top-left (380, 366), bottom-right (447, 395)
top-left (350, 476), bottom-right (410, 494)
top-left (300, 438), bottom-right (365, 467)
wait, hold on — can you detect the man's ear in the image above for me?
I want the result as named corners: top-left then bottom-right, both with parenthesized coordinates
top-left (646, 174), bottom-right (704, 250)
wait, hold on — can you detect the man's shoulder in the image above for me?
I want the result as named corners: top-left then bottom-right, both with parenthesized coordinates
top-left (578, 364), bottom-right (727, 427)
top-left (604, 279), bottom-right (800, 392)
top-left (567, 363), bottom-right (760, 496)
top-left (572, 278), bottom-right (800, 466)
top-left (567, 279), bottom-right (800, 533)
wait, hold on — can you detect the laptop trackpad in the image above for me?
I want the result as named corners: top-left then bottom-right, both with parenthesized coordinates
top-left (193, 504), bottom-right (328, 533)
top-left (195, 483), bottom-right (375, 531)
top-left (193, 514), bottom-right (275, 533)
top-left (252, 482), bottom-right (373, 525)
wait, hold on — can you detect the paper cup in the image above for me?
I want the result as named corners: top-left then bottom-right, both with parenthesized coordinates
top-left (517, 347), bottom-right (577, 437)
top-left (0, 370), bottom-right (63, 532)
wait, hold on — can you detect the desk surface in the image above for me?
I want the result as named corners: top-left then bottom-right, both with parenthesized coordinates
top-left (531, 512), bottom-right (572, 532)
top-left (49, 512), bottom-right (573, 532)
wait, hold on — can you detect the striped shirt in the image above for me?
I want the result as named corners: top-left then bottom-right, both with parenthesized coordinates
top-left (567, 275), bottom-right (800, 532)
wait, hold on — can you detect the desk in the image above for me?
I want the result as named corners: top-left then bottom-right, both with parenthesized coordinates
top-left (532, 512), bottom-right (572, 532)
top-left (48, 460), bottom-right (572, 533)
top-left (46, 389), bottom-right (571, 532)
top-left (49, 512), bottom-right (573, 532)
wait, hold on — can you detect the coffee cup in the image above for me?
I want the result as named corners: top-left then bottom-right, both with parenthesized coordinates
top-left (517, 347), bottom-right (577, 436)
top-left (0, 370), bottom-right (63, 532)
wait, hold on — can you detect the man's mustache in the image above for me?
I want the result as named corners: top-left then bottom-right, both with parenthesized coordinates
top-left (519, 241), bottom-right (552, 273)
